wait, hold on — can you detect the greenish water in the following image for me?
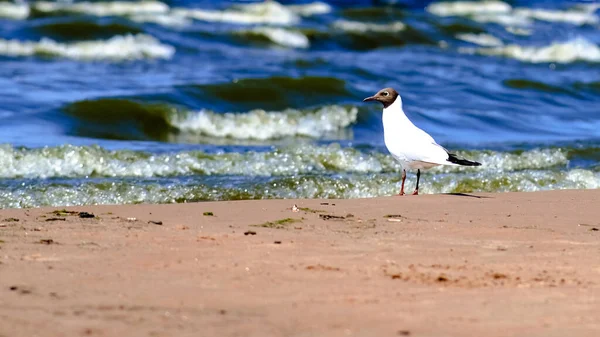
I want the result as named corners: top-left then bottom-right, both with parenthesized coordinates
top-left (0, 144), bottom-right (597, 208)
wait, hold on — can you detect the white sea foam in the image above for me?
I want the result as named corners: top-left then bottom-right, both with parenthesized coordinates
top-left (0, 143), bottom-right (386, 179)
top-left (0, 144), bottom-right (596, 207)
top-left (505, 26), bottom-right (532, 36)
top-left (172, 1), bottom-right (299, 25)
top-left (426, 1), bottom-right (512, 17)
top-left (442, 148), bottom-right (568, 172)
top-left (169, 105), bottom-right (358, 140)
top-left (0, 34), bottom-right (175, 61)
top-left (514, 8), bottom-right (599, 26)
top-left (470, 13), bottom-right (533, 26)
top-left (2, 166), bottom-right (599, 208)
top-left (564, 169), bottom-right (600, 189)
top-left (462, 37), bottom-right (600, 63)
top-left (237, 27), bottom-right (310, 49)
top-left (0, 145), bottom-right (574, 180)
top-left (0, 2), bottom-right (29, 19)
top-left (29, 0), bottom-right (327, 26)
top-left (427, 1), bottom-right (531, 27)
top-left (428, 1), bottom-right (600, 27)
top-left (287, 2), bottom-right (332, 16)
top-left (332, 20), bottom-right (406, 33)
top-left (456, 33), bottom-right (503, 47)
top-left (33, 0), bottom-right (169, 17)
top-left (430, 170), bottom-right (600, 194)
top-left (129, 13), bottom-right (191, 27)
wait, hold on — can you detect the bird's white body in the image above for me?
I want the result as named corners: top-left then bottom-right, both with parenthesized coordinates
top-left (382, 96), bottom-right (457, 170)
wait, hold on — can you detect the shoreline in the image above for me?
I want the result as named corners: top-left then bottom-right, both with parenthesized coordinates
top-left (2, 189), bottom-right (600, 336)
top-left (0, 144), bottom-right (594, 209)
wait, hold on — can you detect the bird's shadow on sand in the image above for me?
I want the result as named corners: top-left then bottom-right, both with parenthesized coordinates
top-left (442, 193), bottom-right (492, 199)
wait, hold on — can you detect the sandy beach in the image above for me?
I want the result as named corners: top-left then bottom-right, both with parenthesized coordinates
top-left (1, 190), bottom-right (600, 337)
top-left (2, 1), bottom-right (600, 336)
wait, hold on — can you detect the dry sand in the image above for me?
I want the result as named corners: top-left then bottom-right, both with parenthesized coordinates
top-left (1, 190), bottom-right (600, 337)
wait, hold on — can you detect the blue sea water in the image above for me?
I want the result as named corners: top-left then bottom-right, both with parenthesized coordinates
top-left (0, 0), bottom-right (599, 208)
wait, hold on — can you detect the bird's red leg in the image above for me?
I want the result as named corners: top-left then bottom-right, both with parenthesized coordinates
top-left (412, 169), bottom-right (420, 195)
top-left (397, 169), bottom-right (406, 196)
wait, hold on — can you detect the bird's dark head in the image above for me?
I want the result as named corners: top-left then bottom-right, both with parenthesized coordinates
top-left (363, 88), bottom-right (399, 109)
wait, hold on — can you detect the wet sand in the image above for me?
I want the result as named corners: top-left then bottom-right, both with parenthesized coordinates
top-left (1, 190), bottom-right (600, 337)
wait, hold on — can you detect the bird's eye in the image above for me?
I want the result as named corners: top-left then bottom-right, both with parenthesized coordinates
top-left (382, 91), bottom-right (389, 96)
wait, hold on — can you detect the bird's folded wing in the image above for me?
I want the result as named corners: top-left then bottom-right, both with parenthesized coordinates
top-left (403, 141), bottom-right (453, 165)
top-left (397, 127), bottom-right (454, 165)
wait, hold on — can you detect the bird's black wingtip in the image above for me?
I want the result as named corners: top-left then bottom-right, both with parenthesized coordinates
top-left (447, 153), bottom-right (482, 167)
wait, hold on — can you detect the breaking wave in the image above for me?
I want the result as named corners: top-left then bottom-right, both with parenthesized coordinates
top-left (171, 1), bottom-right (329, 26)
top-left (0, 144), bottom-right (576, 179)
top-left (0, 34), bottom-right (175, 61)
top-left (128, 13), bottom-right (191, 27)
top-left (0, 144), bottom-right (597, 208)
top-left (332, 20), bottom-right (406, 33)
top-left (427, 1), bottom-right (599, 27)
top-left (10, 1), bottom-right (330, 27)
top-left (513, 7), bottom-right (598, 26)
top-left (170, 106), bottom-right (357, 140)
top-left (460, 37), bottom-right (600, 63)
top-left (63, 97), bottom-right (357, 142)
top-left (2, 168), bottom-right (597, 208)
top-left (0, 1), bottom-right (29, 19)
top-left (235, 27), bottom-right (310, 49)
top-left (427, 1), bottom-right (511, 17)
top-left (287, 2), bottom-right (331, 16)
top-left (32, 0), bottom-right (169, 17)
top-left (456, 33), bottom-right (503, 47)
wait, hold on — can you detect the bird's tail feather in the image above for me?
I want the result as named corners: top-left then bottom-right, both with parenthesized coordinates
top-left (447, 153), bottom-right (481, 166)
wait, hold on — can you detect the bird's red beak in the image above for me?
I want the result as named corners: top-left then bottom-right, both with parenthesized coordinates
top-left (363, 96), bottom-right (376, 102)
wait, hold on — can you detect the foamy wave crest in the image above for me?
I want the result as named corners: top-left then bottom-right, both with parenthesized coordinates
top-left (0, 34), bottom-right (175, 60)
top-left (169, 105), bottom-right (358, 140)
top-left (428, 1), bottom-right (599, 26)
top-left (470, 13), bottom-right (532, 26)
top-left (129, 13), bottom-right (191, 27)
top-left (513, 7), bottom-right (599, 26)
top-left (461, 37), bottom-right (600, 63)
top-left (432, 148), bottom-right (569, 173)
top-left (426, 1), bottom-right (511, 17)
top-left (456, 33), bottom-right (503, 47)
top-left (0, 145), bottom-right (574, 180)
top-left (0, 2), bottom-right (29, 19)
top-left (33, 0), bottom-right (169, 17)
top-left (428, 169), bottom-right (600, 194)
top-left (332, 20), bottom-right (406, 33)
top-left (287, 2), bottom-right (331, 16)
top-left (426, 1), bottom-right (531, 27)
top-left (0, 144), bottom-right (385, 179)
top-left (0, 144), bottom-right (592, 207)
top-left (2, 168), bottom-right (599, 208)
top-left (172, 1), bottom-right (299, 25)
top-left (30, 1), bottom-right (329, 26)
top-left (236, 27), bottom-right (310, 48)
top-left (32, 1), bottom-right (193, 28)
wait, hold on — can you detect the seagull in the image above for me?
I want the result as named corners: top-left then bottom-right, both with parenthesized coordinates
top-left (363, 87), bottom-right (481, 195)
